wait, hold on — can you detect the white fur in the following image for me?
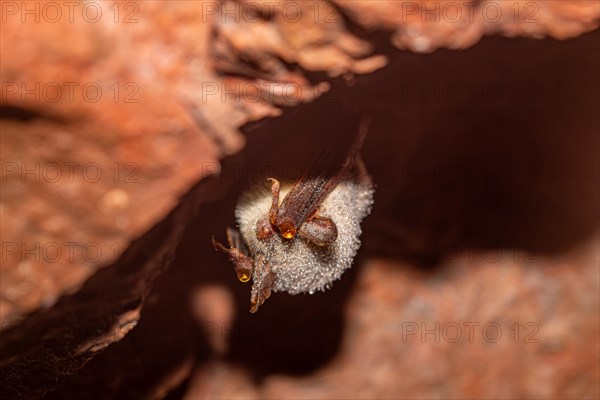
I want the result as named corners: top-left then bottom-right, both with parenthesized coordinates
top-left (235, 177), bottom-right (374, 295)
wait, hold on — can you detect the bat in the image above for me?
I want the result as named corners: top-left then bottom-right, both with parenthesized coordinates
top-left (213, 116), bottom-right (374, 312)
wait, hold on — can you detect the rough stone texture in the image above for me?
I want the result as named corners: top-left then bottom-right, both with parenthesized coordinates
top-left (0, 1), bottom-right (223, 324)
top-left (0, 0), bottom-right (382, 324)
top-left (184, 239), bottom-right (600, 399)
top-left (0, 176), bottom-right (225, 399)
top-left (2, 0), bottom-right (598, 326)
top-left (0, 1), bottom-right (599, 399)
top-left (336, 0), bottom-right (600, 52)
top-left (37, 26), bottom-right (600, 398)
top-left (214, 0), bottom-right (388, 79)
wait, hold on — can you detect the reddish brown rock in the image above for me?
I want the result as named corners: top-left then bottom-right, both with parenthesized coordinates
top-left (0, 1), bottom-right (598, 399)
top-left (180, 239), bottom-right (599, 399)
top-left (336, 0), bottom-right (600, 52)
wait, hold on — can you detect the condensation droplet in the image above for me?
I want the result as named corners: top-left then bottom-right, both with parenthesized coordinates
top-left (237, 272), bottom-right (251, 283)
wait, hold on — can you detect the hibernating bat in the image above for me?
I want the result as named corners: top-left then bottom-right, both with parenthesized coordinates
top-left (213, 115), bottom-right (374, 312)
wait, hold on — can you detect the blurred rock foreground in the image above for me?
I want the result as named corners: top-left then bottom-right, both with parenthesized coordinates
top-left (1, 1), bottom-right (599, 399)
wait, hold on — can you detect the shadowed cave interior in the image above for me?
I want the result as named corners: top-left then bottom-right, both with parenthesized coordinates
top-left (35, 30), bottom-right (600, 398)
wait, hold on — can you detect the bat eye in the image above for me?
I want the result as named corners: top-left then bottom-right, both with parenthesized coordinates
top-left (237, 271), bottom-right (251, 282)
top-left (256, 217), bottom-right (274, 241)
top-left (279, 220), bottom-right (296, 239)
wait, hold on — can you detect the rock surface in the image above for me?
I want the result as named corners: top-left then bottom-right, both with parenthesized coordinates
top-left (0, 1), bottom-right (599, 399)
top-left (183, 241), bottom-right (600, 399)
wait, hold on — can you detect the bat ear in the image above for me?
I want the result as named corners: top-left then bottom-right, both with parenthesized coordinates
top-left (256, 217), bottom-right (275, 241)
top-left (349, 156), bottom-right (371, 185)
top-left (212, 235), bottom-right (254, 283)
